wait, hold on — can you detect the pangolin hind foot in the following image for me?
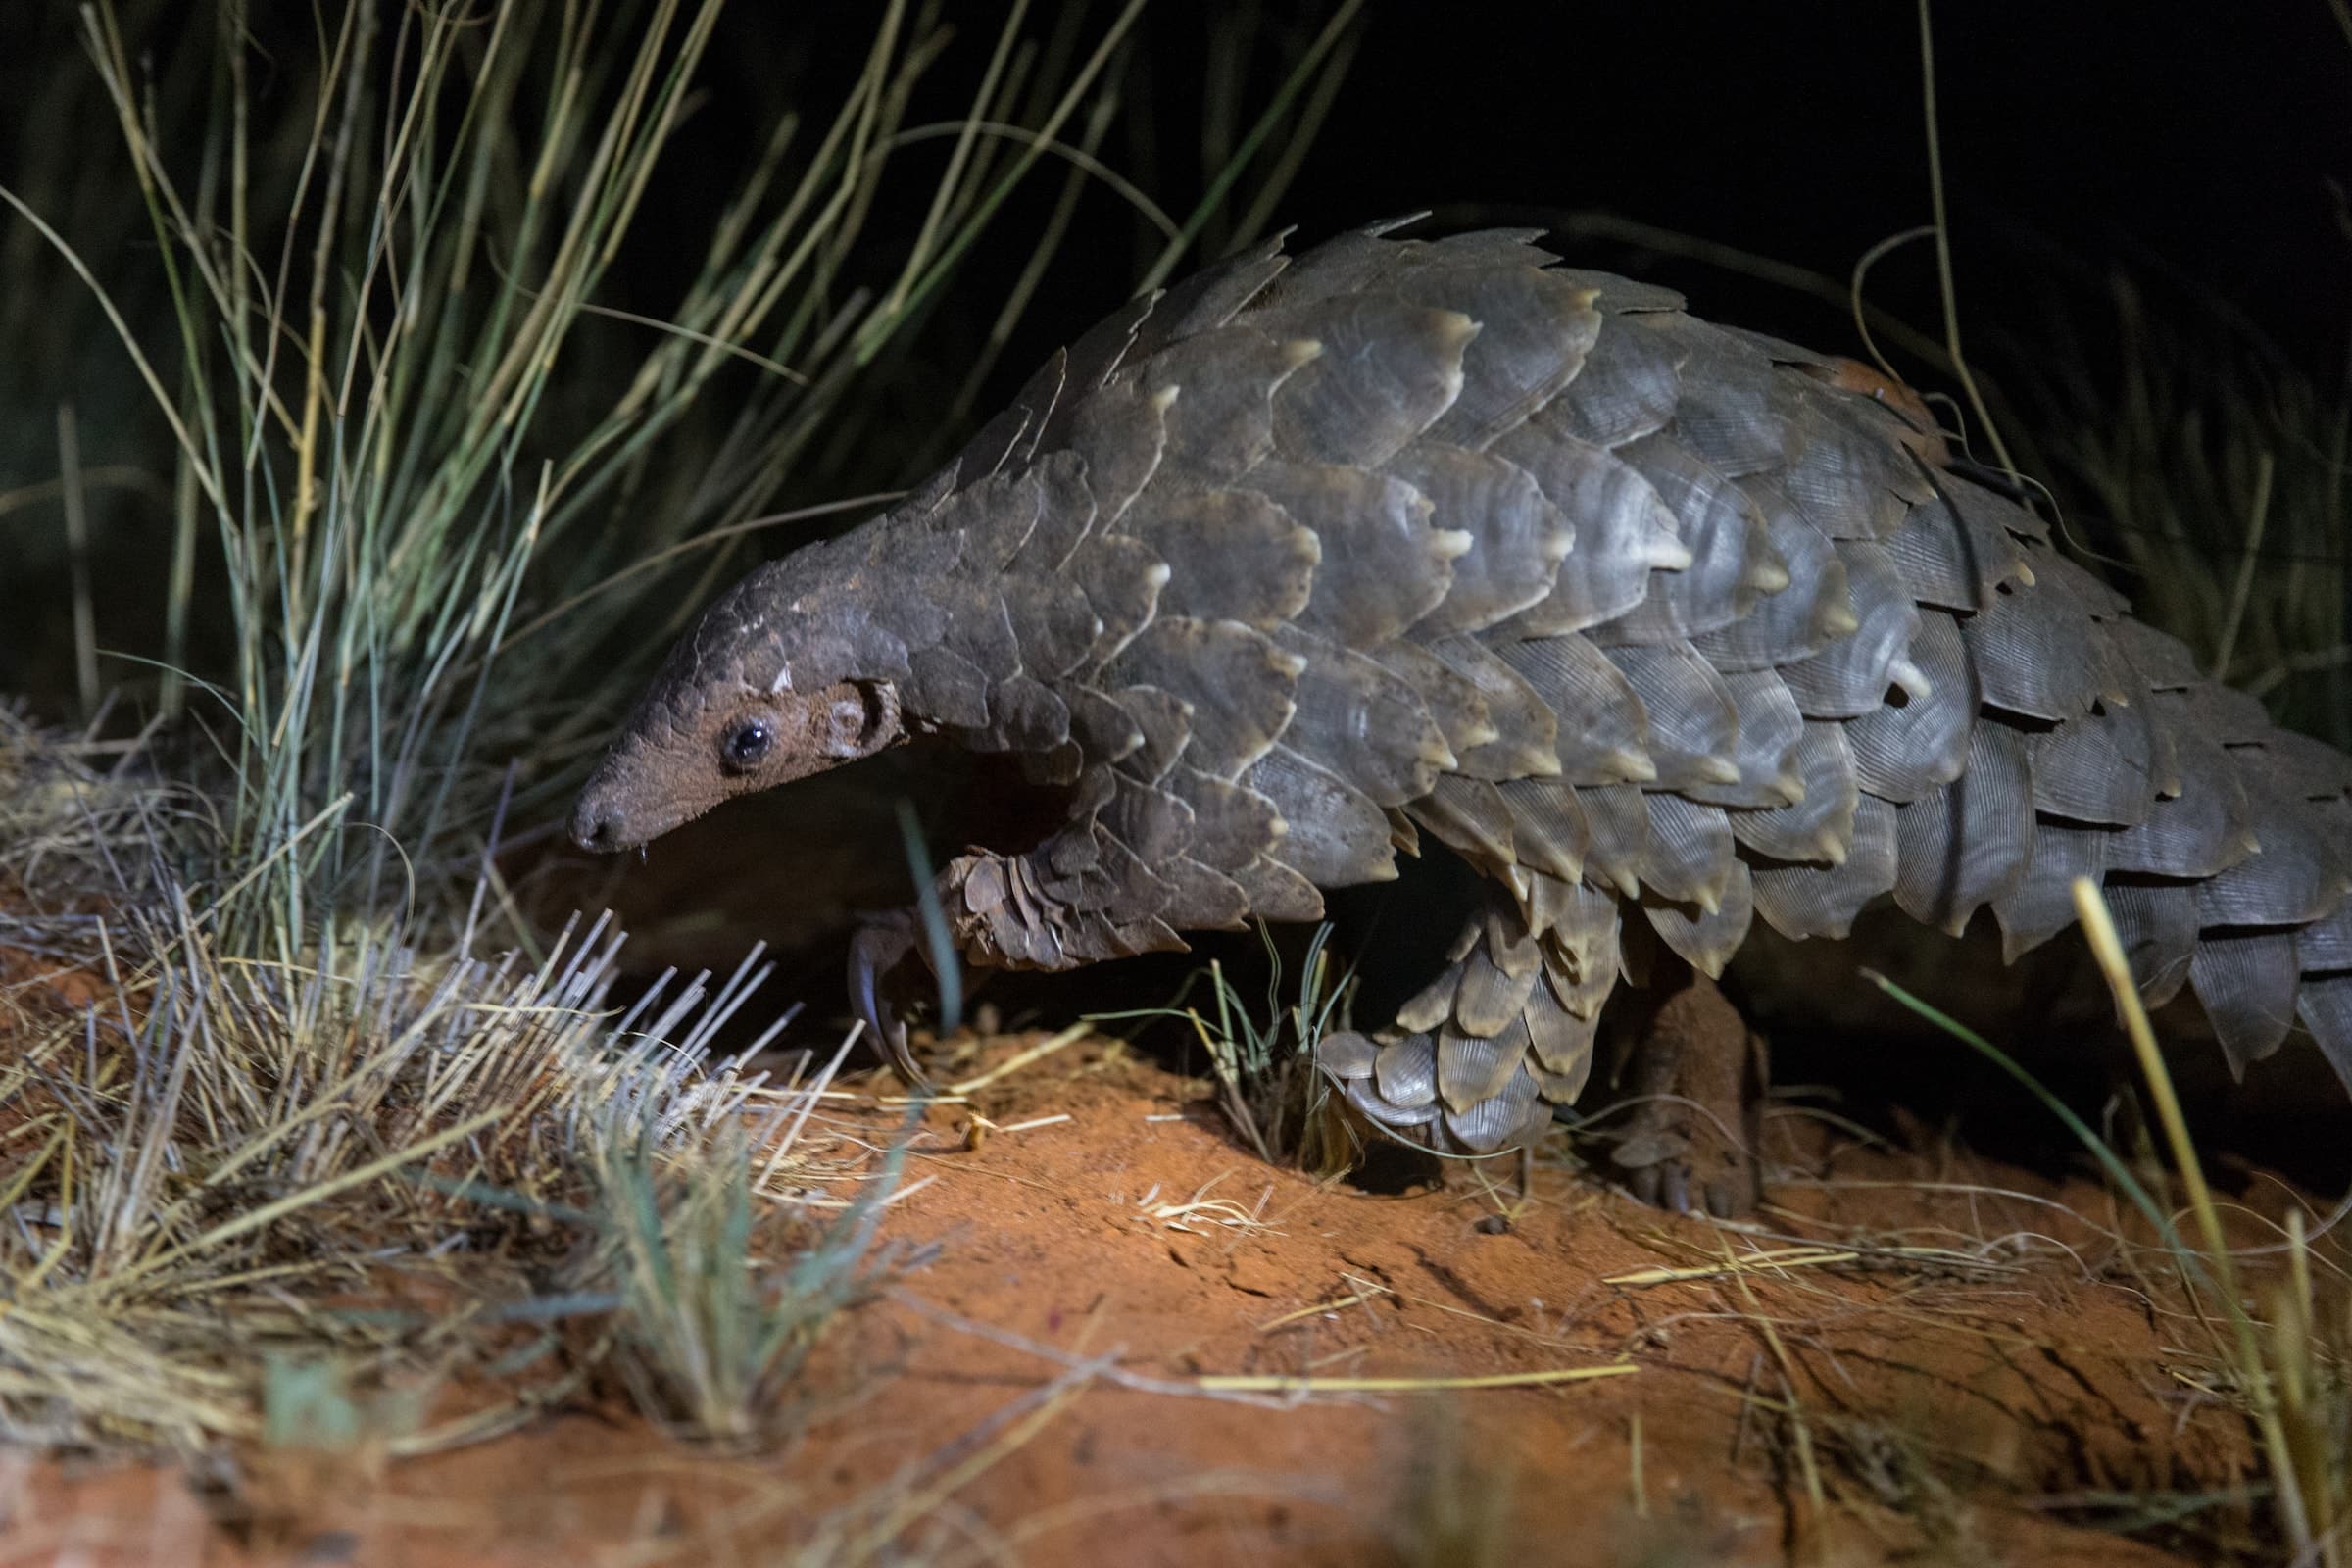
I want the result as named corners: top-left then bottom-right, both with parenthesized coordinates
top-left (574, 218), bottom-right (2352, 1180)
top-left (1594, 960), bottom-right (1768, 1217)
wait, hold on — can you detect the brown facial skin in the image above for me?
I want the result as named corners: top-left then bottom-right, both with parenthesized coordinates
top-left (570, 678), bottom-right (904, 853)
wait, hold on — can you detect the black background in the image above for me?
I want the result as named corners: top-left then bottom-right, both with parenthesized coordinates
top-left (807, 0), bottom-right (2352, 412)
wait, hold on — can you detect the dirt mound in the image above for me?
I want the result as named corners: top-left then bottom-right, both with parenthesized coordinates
top-left (10, 1026), bottom-right (2285, 1567)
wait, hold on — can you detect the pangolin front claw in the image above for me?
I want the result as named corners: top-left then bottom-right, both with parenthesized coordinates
top-left (849, 911), bottom-right (930, 1089)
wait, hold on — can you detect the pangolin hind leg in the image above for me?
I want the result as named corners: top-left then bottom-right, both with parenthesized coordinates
top-left (1593, 956), bottom-right (1768, 1217)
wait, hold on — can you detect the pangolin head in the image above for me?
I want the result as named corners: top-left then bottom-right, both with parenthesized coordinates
top-left (569, 534), bottom-right (919, 854)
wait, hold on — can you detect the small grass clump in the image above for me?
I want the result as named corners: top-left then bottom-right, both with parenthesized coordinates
top-left (1096, 922), bottom-right (1360, 1174)
top-left (594, 1104), bottom-right (918, 1449)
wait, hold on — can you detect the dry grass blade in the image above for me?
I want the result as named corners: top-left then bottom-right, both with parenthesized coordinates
top-left (2073, 877), bottom-right (2339, 1565)
top-left (1604, 1247), bottom-right (1864, 1287)
top-left (1190, 1365), bottom-right (1638, 1396)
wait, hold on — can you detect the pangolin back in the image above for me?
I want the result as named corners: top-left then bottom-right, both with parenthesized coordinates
top-left (610, 220), bottom-right (2352, 1155)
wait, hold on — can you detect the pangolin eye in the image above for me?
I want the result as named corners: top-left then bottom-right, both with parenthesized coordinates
top-left (720, 718), bottom-right (775, 770)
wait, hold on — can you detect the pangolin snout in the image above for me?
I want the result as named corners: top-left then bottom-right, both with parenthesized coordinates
top-left (569, 791), bottom-right (631, 853)
top-left (570, 758), bottom-right (668, 854)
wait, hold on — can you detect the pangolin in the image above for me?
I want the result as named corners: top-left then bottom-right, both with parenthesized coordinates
top-left (572, 219), bottom-right (2352, 1167)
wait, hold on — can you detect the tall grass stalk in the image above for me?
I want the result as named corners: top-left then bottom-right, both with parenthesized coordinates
top-left (4, 1), bottom-right (1235, 956)
top-left (2071, 878), bottom-right (2332, 1565)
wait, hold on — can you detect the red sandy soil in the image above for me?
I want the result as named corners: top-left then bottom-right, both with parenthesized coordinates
top-left (5, 1021), bottom-right (2284, 1568)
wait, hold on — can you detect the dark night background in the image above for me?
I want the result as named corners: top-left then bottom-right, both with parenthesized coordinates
top-left (886, 0), bottom-right (2352, 432)
top-left (1298, 2), bottom-right (2351, 360)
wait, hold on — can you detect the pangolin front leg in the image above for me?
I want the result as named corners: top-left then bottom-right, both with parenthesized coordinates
top-left (852, 828), bottom-right (1196, 1079)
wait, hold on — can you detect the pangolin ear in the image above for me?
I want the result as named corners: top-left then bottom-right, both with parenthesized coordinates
top-left (818, 681), bottom-right (895, 759)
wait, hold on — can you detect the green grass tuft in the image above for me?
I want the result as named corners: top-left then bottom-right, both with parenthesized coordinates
top-left (1092, 921), bottom-right (1359, 1173)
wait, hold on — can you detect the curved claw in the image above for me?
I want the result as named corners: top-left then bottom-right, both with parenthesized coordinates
top-left (849, 913), bottom-right (931, 1089)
